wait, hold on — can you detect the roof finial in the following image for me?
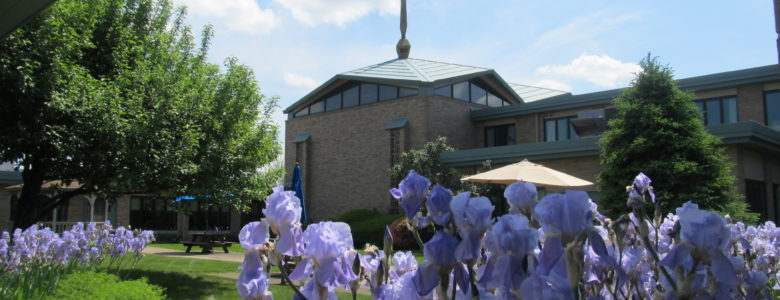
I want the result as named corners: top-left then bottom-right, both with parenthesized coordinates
top-left (396, 0), bottom-right (410, 59)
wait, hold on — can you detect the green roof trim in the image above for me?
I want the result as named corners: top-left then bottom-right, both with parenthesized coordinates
top-left (472, 64), bottom-right (780, 121)
top-left (440, 137), bottom-right (600, 168)
top-left (0, 171), bottom-right (22, 186)
top-left (385, 117), bottom-right (409, 130)
top-left (441, 121), bottom-right (780, 168)
top-left (292, 133), bottom-right (311, 143)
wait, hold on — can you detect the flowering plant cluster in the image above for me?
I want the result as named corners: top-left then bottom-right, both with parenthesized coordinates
top-left (238, 171), bottom-right (779, 299)
top-left (0, 221), bottom-right (155, 299)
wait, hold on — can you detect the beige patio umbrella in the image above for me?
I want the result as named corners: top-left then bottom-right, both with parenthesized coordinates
top-left (461, 159), bottom-right (593, 187)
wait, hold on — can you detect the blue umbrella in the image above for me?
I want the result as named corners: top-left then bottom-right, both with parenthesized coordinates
top-left (291, 163), bottom-right (307, 223)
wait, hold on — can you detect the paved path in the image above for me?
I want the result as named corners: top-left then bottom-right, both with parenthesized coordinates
top-left (143, 246), bottom-right (244, 262)
top-left (142, 246), bottom-right (372, 295)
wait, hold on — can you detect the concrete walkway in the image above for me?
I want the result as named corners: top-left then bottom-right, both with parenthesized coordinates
top-left (142, 246), bottom-right (372, 295)
top-left (143, 246), bottom-right (244, 262)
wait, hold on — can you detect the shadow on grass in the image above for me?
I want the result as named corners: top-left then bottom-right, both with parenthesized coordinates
top-left (111, 269), bottom-right (234, 300)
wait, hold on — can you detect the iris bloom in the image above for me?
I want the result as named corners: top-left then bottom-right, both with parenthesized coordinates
top-left (480, 214), bottom-right (539, 297)
top-left (262, 186), bottom-right (304, 256)
top-left (426, 184), bottom-right (453, 226)
top-left (390, 170), bottom-right (430, 220)
top-left (504, 181), bottom-right (538, 216)
top-left (450, 192), bottom-right (494, 261)
top-left (290, 222), bottom-right (358, 299)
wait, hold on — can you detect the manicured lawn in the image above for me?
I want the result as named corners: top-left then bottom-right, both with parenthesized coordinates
top-left (120, 253), bottom-right (370, 299)
top-left (149, 242), bottom-right (191, 251)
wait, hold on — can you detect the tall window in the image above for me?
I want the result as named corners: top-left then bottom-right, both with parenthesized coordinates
top-left (766, 90), bottom-right (780, 130)
top-left (745, 180), bottom-right (767, 221)
top-left (544, 117), bottom-right (579, 142)
top-left (188, 200), bottom-right (231, 231)
top-left (433, 79), bottom-right (510, 107)
top-left (485, 124), bottom-right (516, 147)
top-left (293, 81), bottom-right (418, 117)
top-left (774, 184), bottom-right (780, 223)
top-left (694, 96), bottom-right (737, 125)
top-left (389, 129), bottom-right (401, 215)
top-left (130, 196), bottom-right (177, 230)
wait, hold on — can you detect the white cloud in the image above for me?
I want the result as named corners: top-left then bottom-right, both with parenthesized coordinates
top-left (536, 54), bottom-right (640, 88)
top-left (282, 72), bottom-right (321, 90)
top-left (274, 0), bottom-right (397, 26)
top-left (177, 0), bottom-right (279, 34)
top-left (529, 79), bottom-right (571, 92)
top-left (530, 12), bottom-right (638, 51)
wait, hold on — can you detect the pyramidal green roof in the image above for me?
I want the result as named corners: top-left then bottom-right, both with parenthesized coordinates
top-left (283, 57), bottom-right (570, 114)
top-left (339, 58), bottom-right (491, 83)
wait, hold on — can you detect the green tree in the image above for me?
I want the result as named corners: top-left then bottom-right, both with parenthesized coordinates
top-left (0, 0), bottom-right (281, 229)
top-left (389, 137), bottom-right (461, 189)
top-left (597, 56), bottom-right (756, 222)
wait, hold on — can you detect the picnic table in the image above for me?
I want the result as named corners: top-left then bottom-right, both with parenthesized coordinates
top-left (182, 233), bottom-right (233, 253)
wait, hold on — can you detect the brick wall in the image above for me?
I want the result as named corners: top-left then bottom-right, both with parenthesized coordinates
top-left (284, 95), bottom-right (484, 221)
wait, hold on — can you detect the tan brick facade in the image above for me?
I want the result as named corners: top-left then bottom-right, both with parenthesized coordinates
top-left (285, 95), bottom-right (483, 221)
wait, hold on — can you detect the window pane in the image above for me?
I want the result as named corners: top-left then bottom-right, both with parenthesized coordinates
top-left (507, 125), bottom-right (516, 145)
top-left (705, 99), bottom-right (721, 125)
top-left (435, 85), bottom-right (451, 97)
top-left (557, 119), bottom-right (569, 140)
top-left (325, 94), bottom-right (341, 111)
top-left (502, 100), bottom-right (511, 107)
top-left (131, 197), bottom-right (141, 210)
top-left (343, 86), bottom-right (359, 108)
top-left (766, 91), bottom-right (780, 130)
top-left (545, 120), bottom-right (556, 141)
top-left (723, 97), bottom-right (737, 123)
top-left (485, 128), bottom-right (495, 147)
top-left (400, 88), bottom-right (417, 97)
top-left (361, 84), bottom-right (378, 104)
top-left (309, 101), bottom-right (324, 114)
top-left (487, 93), bottom-right (502, 107)
top-left (569, 120), bottom-right (579, 139)
top-left (294, 107), bottom-right (308, 118)
top-left (453, 82), bottom-right (469, 101)
top-left (379, 85), bottom-right (397, 101)
top-left (470, 83), bottom-right (487, 105)
top-left (694, 101), bottom-right (705, 122)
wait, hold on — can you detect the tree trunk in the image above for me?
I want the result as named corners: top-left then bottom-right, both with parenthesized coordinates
top-left (11, 161), bottom-right (86, 230)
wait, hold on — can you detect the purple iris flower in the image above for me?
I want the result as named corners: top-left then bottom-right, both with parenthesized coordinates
top-left (533, 190), bottom-right (593, 244)
top-left (412, 230), bottom-right (462, 296)
top-left (390, 170), bottom-right (430, 220)
top-left (661, 202), bottom-right (739, 297)
top-left (632, 172), bottom-right (656, 203)
top-left (237, 250), bottom-right (273, 300)
top-left (426, 184), bottom-right (453, 226)
top-left (381, 271), bottom-right (426, 300)
top-left (262, 186), bottom-right (303, 256)
top-left (239, 221), bottom-right (270, 251)
top-left (480, 214), bottom-right (539, 296)
top-left (504, 181), bottom-right (538, 216)
top-left (450, 192), bottom-right (494, 261)
top-left (290, 221), bottom-right (357, 295)
top-left (390, 251), bottom-right (418, 280)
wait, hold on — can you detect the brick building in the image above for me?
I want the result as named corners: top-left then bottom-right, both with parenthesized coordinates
top-left (284, 59), bottom-right (780, 222)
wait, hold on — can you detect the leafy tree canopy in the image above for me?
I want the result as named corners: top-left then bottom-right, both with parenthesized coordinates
top-left (0, 0), bottom-right (281, 229)
top-left (597, 55), bottom-right (756, 222)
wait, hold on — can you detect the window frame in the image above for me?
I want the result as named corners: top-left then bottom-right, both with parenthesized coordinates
top-left (484, 123), bottom-right (516, 147)
top-left (544, 116), bottom-right (578, 142)
top-left (695, 96), bottom-right (738, 125)
top-left (764, 90), bottom-right (780, 130)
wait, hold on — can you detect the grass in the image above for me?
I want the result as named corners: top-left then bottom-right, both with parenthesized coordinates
top-left (116, 253), bottom-right (371, 299)
top-left (151, 243), bottom-right (426, 263)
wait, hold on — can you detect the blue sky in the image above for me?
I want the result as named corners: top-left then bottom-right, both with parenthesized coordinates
top-left (171, 0), bottom-right (777, 145)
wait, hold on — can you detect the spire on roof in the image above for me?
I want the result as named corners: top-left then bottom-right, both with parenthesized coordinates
top-left (396, 0), bottom-right (410, 59)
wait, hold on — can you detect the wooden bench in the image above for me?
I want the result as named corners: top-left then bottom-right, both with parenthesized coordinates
top-left (182, 241), bottom-right (233, 253)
